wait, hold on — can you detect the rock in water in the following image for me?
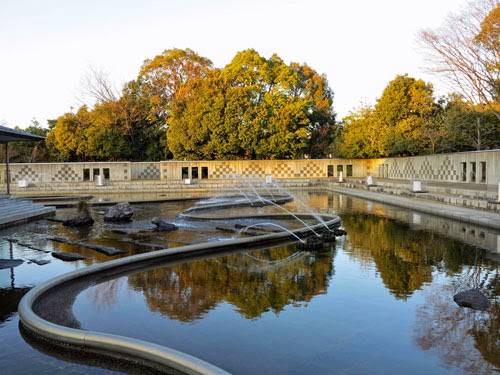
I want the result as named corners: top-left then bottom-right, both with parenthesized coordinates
top-left (104, 202), bottom-right (134, 222)
top-left (453, 289), bottom-right (491, 311)
top-left (151, 217), bottom-right (178, 232)
top-left (62, 216), bottom-right (94, 227)
top-left (0, 259), bottom-right (24, 269)
top-left (52, 251), bottom-right (85, 261)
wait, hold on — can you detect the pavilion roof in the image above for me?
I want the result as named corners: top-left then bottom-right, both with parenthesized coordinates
top-left (0, 125), bottom-right (45, 143)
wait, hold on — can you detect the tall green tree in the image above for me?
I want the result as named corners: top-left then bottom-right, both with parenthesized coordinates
top-left (337, 104), bottom-right (387, 158)
top-left (338, 75), bottom-right (443, 158)
top-left (46, 106), bottom-right (92, 161)
top-left (291, 62), bottom-right (336, 158)
top-left (374, 74), bottom-right (441, 156)
top-left (167, 49), bottom-right (335, 160)
top-left (135, 48), bottom-right (213, 160)
top-left (168, 70), bottom-right (226, 159)
top-left (118, 80), bottom-right (166, 160)
top-left (85, 101), bottom-right (131, 161)
top-left (138, 48), bottom-right (213, 124)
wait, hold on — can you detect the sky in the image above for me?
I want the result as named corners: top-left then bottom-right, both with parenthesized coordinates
top-left (0, 0), bottom-right (470, 129)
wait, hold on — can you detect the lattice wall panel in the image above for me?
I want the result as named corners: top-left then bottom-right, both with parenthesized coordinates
top-left (271, 163), bottom-right (296, 178)
top-left (418, 159), bottom-right (435, 180)
top-left (436, 157), bottom-right (459, 181)
top-left (297, 163), bottom-right (325, 178)
top-left (12, 165), bottom-right (42, 182)
top-left (211, 163), bottom-right (237, 178)
top-left (52, 165), bottom-right (80, 182)
top-left (241, 164), bottom-right (265, 177)
top-left (137, 164), bottom-right (160, 180)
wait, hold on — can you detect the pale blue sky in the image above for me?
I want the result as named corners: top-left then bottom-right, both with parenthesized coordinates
top-left (0, 0), bottom-right (468, 128)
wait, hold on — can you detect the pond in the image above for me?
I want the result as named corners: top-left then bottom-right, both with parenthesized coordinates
top-left (1, 190), bottom-right (500, 374)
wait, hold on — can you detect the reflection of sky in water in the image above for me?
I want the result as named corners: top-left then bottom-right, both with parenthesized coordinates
top-left (0, 240), bottom-right (77, 289)
top-left (1, 191), bottom-right (500, 374)
top-left (72, 246), bottom-right (477, 375)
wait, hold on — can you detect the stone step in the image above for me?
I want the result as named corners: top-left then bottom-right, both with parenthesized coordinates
top-left (0, 197), bottom-right (55, 228)
top-left (0, 205), bottom-right (50, 218)
top-left (0, 199), bottom-right (44, 212)
top-left (0, 206), bottom-right (55, 225)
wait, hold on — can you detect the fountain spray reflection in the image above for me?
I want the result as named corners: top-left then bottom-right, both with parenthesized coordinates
top-left (18, 189), bottom-right (342, 375)
top-left (234, 222), bottom-right (306, 243)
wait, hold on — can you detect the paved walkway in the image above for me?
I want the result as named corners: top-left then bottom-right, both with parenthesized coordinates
top-left (327, 184), bottom-right (500, 230)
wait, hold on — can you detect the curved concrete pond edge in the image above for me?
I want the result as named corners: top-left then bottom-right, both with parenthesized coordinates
top-left (18, 213), bottom-right (341, 375)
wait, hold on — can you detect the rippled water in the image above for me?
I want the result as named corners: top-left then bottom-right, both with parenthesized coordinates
top-left (1, 191), bottom-right (500, 374)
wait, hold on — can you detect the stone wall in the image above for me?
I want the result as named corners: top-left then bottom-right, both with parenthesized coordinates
top-left (0, 162), bottom-right (131, 185)
top-left (159, 159), bottom-right (365, 180)
top-left (370, 150), bottom-right (500, 184)
top-left (1, 150), bottom-right (500, 191)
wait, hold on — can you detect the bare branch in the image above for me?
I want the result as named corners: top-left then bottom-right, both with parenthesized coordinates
top-left (417, 0), bottom-right (500, 119)
top-left (77, 65), bottom-right (120, 106)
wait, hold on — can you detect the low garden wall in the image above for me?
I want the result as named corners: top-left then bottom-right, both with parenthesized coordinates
top-left (1, 150), bottom-right (500, 193)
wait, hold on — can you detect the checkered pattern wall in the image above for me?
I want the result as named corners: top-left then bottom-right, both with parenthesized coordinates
top-left (52, 165), bottom-right (80, 182)
top-left (241, 164), bottom-right (265, 177)
top-left (12, 165), bottom-right (41, 182)
top-left (208, 161), bottom-right (326, 179)
top-left (137, 164), bottom-right (160, 180)
top-left (4, 150), bottom-right (499, 186)
top-left (271, 163), bottom-right (296, 178)
top-left (434, 157), bottom-right (459, 181)
top-left (271, 162), bottom-right (325, 178)
top-left (211, 163), bottom-right (237, 178)
top-left (389, 156), bottom-right (460, 181)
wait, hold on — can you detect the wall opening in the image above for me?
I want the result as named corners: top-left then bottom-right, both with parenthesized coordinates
top-left (470, 162), bottom-right (476, 183)
top-left (327, 165), bottom-right (334, 177)
top-left (346, 165), bottom-right (353, 177)
top-left (182, 167), bottom-right (189, 180)
top-left (191, 167), bottom-right (199, 179)
top-left (337, 165), bottom-right (343, 177)
top-left (480, 161), bottom-right (486, 183)
top-left (201, 166), bottom-right (208, 179)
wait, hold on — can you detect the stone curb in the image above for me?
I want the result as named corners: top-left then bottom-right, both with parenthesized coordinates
top-left (18, 213), bottom-right (340, 375)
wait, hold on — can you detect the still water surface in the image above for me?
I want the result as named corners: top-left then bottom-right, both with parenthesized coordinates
top-left (1, 191), bottom-right (500, 374)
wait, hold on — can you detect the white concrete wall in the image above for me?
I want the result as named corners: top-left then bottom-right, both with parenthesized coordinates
top-left (1, 149), bottom-right (500, 187)
top-left (370, 150), bottom-right (500, 184)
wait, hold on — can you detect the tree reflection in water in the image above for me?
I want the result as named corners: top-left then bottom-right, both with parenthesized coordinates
top-left (71, 194), bottom-right (500, 374)
top-left (415, 283), bottom-right (499, 374)
top-left (340, 212), bottom-right (496, 299)
top-left (125, 244), bottom-right (336, 321)
top-left (340, 212), bottom-right (500, 373)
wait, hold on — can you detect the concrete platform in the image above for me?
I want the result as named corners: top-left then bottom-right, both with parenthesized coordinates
top-left (328, 182), bottom-right (500, 230)
top-left (0, 195), bottom-right (56, 229)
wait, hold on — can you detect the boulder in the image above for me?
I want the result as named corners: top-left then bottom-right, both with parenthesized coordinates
top-left (453, 289), bottom-right (491, 311)
top-left (151, 217), bottom-right (178, 232)
top-left (62, 216), bottom-right (94, 227)
top-left (104, 202), bottom-right (134, 222)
